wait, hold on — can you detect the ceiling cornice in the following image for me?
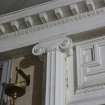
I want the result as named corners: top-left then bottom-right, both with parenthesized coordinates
top-left (0, 0), bottom-right (105, 53)
top-left (0, 0), bottom-right (105, 39)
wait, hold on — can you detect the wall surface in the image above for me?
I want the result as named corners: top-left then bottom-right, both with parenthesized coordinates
top-left (10, 55), bottom-right (44, 105)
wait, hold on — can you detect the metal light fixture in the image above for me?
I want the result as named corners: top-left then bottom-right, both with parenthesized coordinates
top-left (4, 67), bottom-right (30, 105)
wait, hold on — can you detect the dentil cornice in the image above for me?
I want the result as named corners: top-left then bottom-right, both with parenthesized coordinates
top-left (0, 0), bottom-right (105, 40)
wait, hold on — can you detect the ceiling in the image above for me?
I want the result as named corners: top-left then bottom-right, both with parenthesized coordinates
top-left (0, 0), bottom-right (51, 15)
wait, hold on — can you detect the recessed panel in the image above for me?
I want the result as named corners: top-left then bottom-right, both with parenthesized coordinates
top-left (75, 38), bottom-right (105, 90)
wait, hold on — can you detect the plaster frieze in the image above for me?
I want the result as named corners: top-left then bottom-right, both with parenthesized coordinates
top-left (0, 7), bottom-right (105, 40)
top-left (0, 0), bottom-right (105, 40)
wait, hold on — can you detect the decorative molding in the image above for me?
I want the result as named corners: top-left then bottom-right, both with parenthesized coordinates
top-left (74, 33), bottom-right (105, 46)
top-left (24, 16), bottom-right (34, 26)
top-left (75, 35), bottom-right (105, 93)
top-left (39, 12), bottom-right (49, 23)
top-left (54, 8), bottom-right (64, 19)
top-left (69, 3), bottom-right (79, 15)
top-left (65, 55), bottom-right (73, 105)
top-left (1, 6), bottom-right (105, 53)
top-left (0, 0), bottom-right (105, 40)
top-left (86, 0), bottom-right (95, 11)
top-left (32, 37), bottom-right (73, 105)
top-left (0, 6), bottom-right (105, 41)
top-left (45, 46), bottom-right (65, 105)
top-left (32, 37), bottom-right (73, 56)
top-left (10, 20), bottom-right (20, 31)
top-left (0, 25), bottom-right (6, 34)
top-left (76, 84), bottom-right (105, 95)
top-left (59, 38), bottom-right (73, 56)
top-left (63, 35), bottom-right (105, 105)
top-left (32, 44), bottom-right (46, 56)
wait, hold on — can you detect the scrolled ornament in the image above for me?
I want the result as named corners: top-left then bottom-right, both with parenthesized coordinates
top-left (32, 44), bottom-right (45, 56)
